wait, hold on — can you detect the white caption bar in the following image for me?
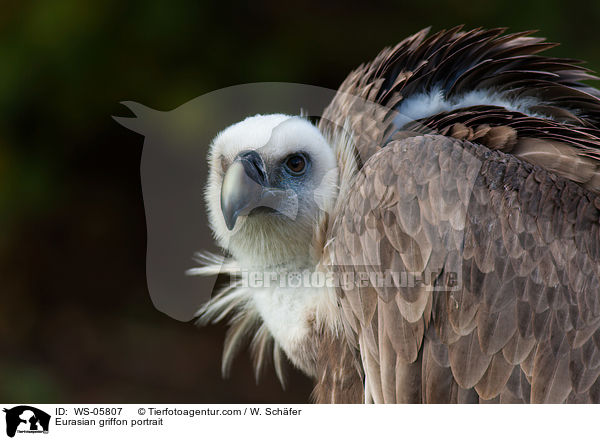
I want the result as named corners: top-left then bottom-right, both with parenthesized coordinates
top-left (0, 404), bottom-right (595, 439)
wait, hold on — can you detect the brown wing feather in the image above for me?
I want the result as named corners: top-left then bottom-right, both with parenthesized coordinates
top-left (317, 27), bottom-right (600, 403)
top-left (319, 28), bottom-right (600, 169)
top-left (329, 135), bottom-right (600, 403)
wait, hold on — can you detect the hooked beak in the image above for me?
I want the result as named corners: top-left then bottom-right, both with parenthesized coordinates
top-left (220, 150), bottom-right (299, 230)
top-left (220, 150), bottom-right (267, 230)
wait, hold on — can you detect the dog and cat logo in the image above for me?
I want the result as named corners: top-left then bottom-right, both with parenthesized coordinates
top-left (3, 406), bottom-right (50, 437)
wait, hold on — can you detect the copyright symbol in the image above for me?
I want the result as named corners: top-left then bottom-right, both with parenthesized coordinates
top-left (138, 408), bottom-right (146, 415)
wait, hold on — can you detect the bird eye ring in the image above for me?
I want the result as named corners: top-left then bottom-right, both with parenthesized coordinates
top-left (284, 154), bottom-right (307, 175)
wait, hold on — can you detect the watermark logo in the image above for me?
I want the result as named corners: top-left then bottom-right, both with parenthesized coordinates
top-left (3, 406), bottom-right (50, 438)
top-left (113, 83), bottom-right (477, 318)
top-left (235, 268), bottom-right (459, 291)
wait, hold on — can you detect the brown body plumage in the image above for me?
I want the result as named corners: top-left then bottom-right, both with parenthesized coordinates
top-left (196, 27), bottom-right (600, 404)
top-left (313, 27), bottom-right (600, 403)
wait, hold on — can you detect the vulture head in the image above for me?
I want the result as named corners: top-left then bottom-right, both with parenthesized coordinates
top-left (205, 114), bottom-right (338, 268)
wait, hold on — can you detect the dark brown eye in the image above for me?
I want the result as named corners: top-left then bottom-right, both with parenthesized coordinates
top-left (285, 154), bottom-right (306, 175)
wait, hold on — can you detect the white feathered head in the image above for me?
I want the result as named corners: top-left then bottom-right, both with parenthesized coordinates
top-left (205, 114), bottom-right (338, 267)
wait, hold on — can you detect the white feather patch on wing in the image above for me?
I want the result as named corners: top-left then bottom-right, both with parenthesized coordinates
top-left (394, 88), bottom-right (544, 128)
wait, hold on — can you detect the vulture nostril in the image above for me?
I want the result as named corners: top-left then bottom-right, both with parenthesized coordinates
top-left (237, 150), bottom-right (267, 184)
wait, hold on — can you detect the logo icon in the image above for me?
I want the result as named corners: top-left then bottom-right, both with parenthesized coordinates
top-left (3, 406), bottom-right (50, 438)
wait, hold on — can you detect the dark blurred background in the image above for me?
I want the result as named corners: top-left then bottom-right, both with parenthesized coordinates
top-left (1, 0), bottom-right (599, 403)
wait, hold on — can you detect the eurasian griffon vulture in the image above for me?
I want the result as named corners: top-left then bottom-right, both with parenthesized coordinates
top-left (195, 27), bottom-right (600, 403)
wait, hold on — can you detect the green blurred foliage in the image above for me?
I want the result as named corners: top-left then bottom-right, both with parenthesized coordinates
top-left (0, 0), bottom-right (598, 402)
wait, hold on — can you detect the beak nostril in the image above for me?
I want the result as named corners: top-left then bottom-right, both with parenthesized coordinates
top-left (237, 150), bottom-right (267, 184)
